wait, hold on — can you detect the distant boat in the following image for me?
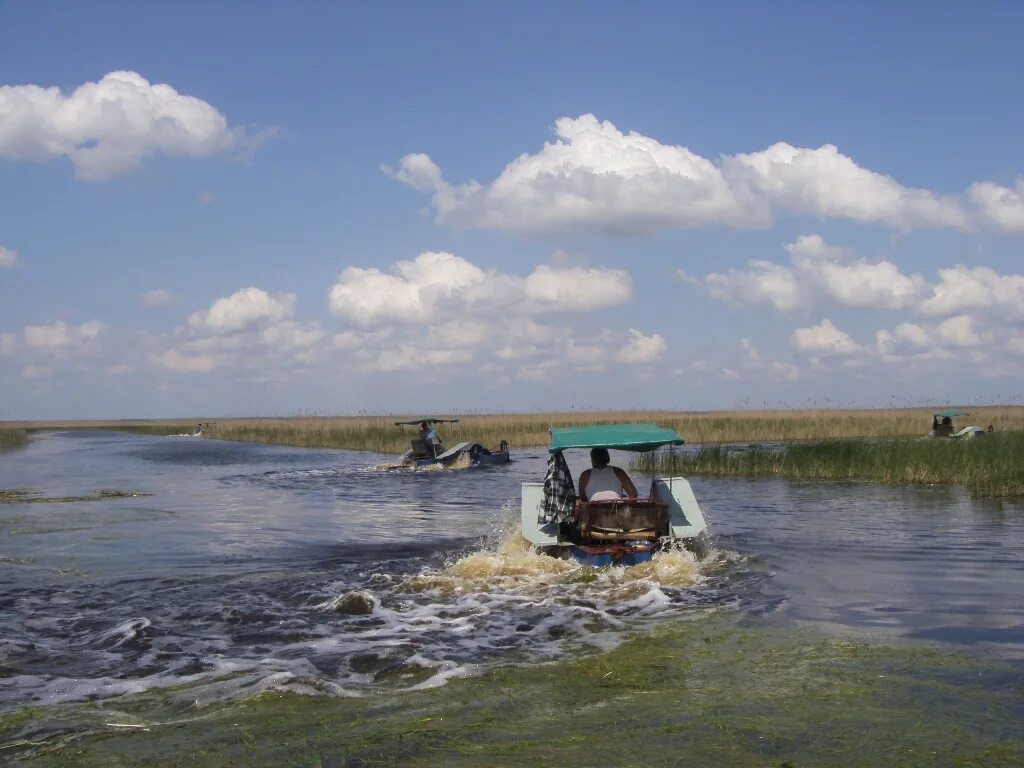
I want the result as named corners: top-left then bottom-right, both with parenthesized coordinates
top-left (928, 410), bottom-right (987, 439)
top-left (389, 417), bottom-right (511, 469)
top-left (521, 423), bottom-right (709, 567)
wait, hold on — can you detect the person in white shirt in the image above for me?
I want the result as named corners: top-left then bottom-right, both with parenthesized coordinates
top-left (579, 447), bottom-right (638, 502)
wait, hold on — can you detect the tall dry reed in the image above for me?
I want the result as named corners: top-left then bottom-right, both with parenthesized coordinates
top-left (200, 407), bottom-right (1024, 453)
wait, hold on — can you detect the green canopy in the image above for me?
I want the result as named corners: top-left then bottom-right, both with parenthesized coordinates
top-left (549, 423), bottom-right (684, 453)
top-left (393, 417), bottom-right (460, 426)
top-left (933, 410), bottom-right (969, 418)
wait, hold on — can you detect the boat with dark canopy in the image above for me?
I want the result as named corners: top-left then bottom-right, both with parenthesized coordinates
top-left (521, 423), bottom-right (708, 566)
top-left (391, 417), bottom-right (511, 468)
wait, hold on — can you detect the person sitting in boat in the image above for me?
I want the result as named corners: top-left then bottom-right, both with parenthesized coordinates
top-left (579, 447), bottom-right (638, 502)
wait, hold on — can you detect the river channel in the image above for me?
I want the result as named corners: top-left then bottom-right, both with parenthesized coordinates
top-left (1, 430), bottom-right (1022, 765)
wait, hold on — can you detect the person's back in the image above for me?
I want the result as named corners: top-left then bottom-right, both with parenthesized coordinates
top-left (580, 447), bottom-right (638, 502)
top-left (586, 466), bottom-right (626, 501)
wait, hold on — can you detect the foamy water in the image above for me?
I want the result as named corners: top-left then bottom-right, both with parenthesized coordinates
top-left (1, 430), bottom-right (1022, 712)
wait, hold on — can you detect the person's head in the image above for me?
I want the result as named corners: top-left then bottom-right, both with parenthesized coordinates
top-left (420, 422), bottom-right (428, 430)
top-left (590, 447), bottom-right (610, 468)
top-left (942, 417), bottom-right (952, 425)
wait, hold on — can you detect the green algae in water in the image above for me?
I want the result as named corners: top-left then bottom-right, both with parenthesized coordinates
top-left (0, 489), bottom-right (151, 505)
top-left (3, 615), bottom-right (1022, 767)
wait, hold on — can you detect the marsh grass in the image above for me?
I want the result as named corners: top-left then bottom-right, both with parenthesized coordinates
top-left (193, 406), bottom-right (1024, 453)
top-left (0, 429), bottom-right (28, 450)
top-left (639, 431), bottom-right (1024, 497)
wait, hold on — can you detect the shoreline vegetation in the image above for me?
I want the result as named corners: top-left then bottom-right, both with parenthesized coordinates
top-left (4, 407), bottom-right (1024, 497)
top-left (0, 428), bottom-right (28, 451)
top-left (637, 432), bottom-right (1024, 498)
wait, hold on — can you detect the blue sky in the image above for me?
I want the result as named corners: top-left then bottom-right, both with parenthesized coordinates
top-left (1, 1), bottom-right (1023, 418)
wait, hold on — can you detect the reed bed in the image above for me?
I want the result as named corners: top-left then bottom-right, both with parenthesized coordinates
top-left (638, 432), bottom-right (1024, 498)
top-left (199, 407), bottom-right (1024, 453)
top-left (0, 428), bottom-right (28, 450)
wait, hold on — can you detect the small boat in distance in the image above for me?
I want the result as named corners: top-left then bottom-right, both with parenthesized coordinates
top-left (521, 423), bottom-right (709, 566)
top-left (390, 417), bottom-right (511, 469)
top-left (928, 410), bottom-right (988, 439)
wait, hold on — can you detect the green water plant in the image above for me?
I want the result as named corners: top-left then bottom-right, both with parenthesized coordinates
top-left (2, 615), bottom-right (1021, 767)
top-left (0, 429), bottom-right (28, 451)
top-left (637, 432), bottom-right (1024, 498)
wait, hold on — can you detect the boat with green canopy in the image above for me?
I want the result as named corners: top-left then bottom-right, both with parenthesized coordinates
top-left (521, 423), bottom-right (708, 566)
top-left (390, 417), bottom-right (510, 468)
top-left (928, 410), bottom-right (987, 439)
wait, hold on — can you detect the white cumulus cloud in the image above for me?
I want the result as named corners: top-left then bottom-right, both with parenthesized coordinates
top-left (0, 246), bottom-right (17, 267)
top-left (695, 235), bottom-right (929, 314)
top-left (389, 114), bottom-right (1017, 235)
top-left (260, 321), bottom-right (325, 350)
top-left (704, 259), bottom-right (803, 312)
top-left (617, 329), bottom-right (667, 363)
top-left (329, 251), bottom-right (631, 325)
top-left (966, 179), bottom-right (1024, 232)
top-left (0, 70), bottom-right (255, 179)
top-left (918, 265), bottom-right (1024, 319)
top-left (140, 288), bottom-right (177, 308)
top-left (791, 319), bottom-right (864, 356)
top-left (935, 315), bottom-right (989, 347)
top-left (153, 348), bottom-right (219, 373)
top-left (24, 320), bottom-right (105, 349)
top-left (189, 287), bottom-right (295, 333)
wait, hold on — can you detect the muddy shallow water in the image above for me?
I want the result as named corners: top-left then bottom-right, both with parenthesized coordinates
top-left (1, 430), bottom-right (1022, 765)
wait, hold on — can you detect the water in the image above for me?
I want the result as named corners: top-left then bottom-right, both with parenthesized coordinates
top-left (1, 430), bottom-right (1023, 759)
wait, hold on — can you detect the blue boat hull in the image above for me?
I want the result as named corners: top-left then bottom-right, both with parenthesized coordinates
top-left (570, 545), bottom-right (655, 567)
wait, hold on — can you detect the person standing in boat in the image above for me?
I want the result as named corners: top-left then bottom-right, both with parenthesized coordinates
top-left (418, 421), bottom-right (443, 457)
top-left (579, 447), bottom-right (638, 502)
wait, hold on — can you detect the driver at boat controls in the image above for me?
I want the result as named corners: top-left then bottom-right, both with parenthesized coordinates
top-left (579, 447), bottom-right (638, 502)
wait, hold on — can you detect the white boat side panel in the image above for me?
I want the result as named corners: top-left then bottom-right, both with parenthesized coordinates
top-left (435, 442), bottom-right (472, 461)
top-left (654, 477), bottom-right (708, 538)
top-left (520, 482), bottom-right (566, 547)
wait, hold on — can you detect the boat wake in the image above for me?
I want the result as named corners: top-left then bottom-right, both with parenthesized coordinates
top-left (0, 521), bottom-right (745, 711)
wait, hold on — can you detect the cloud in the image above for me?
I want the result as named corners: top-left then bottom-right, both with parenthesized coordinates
top-left (328, 251), bottom-right (631, 325)
top-left (153, 348), bottom-right (219, 373)
top-left (524, 265), bottom-right (631, 310)
top-left (724, 142), bottom-right (966, 230)
top-left (140, 288), bottom-right (177, 309)
top-left (189, 287), bottom-right (295, 333)
top-left (22, 364), bottom-right (52, 379)
top-left (260, 321), bottom-right (325, 350)
top-left (791, 319), bottom-right (864, 356)
top-left (696, 235), bottom-right (929, 314)
top-left (382, 153), bottom-right (444, 193)
top-left (0, 70), bottom-right (259, 179)
top-left (617, 329), bottom-right (666, 363)
top-left (0, 331), bottom-right (17, 355)
top-left (784, 235), bottom-right (927, 310)
top-left (389, 114), bottom-right (1015, 235)
top-left (966, 179), bottom-right (1024, 232)
top-left (24, 320), bottom-right (105, 349)
top-left (917, 265), bottom-right (1024, 318)
top-left (0, 246), bottom-right (16, 267)
top-left (704, 259), bottom-right (803, 311)
top-left (935, 314), bottom-right (989, 347)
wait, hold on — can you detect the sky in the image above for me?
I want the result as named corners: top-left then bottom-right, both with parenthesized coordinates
top-left (1, 1), bottom-right (1023, 419)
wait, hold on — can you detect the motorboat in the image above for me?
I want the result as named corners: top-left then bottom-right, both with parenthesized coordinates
top-left (520, 423), bottom-right (709, 566)
top-left (928, 410), bottom-right (988, 439)
top-left (391, 417), bottom-right (511, 468)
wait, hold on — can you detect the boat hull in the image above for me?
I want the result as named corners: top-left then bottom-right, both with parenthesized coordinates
top-left (520, 477), bottom-right (708, 565)
top-left (399, 443), bottom-right (511, 468)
